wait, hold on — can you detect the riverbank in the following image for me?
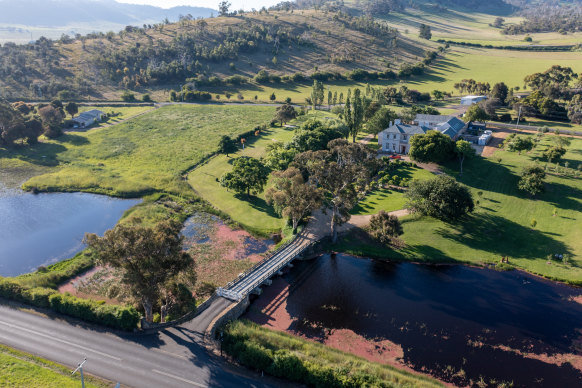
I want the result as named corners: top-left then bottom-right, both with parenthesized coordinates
top-left (243, 253), bottom-right (582, 387)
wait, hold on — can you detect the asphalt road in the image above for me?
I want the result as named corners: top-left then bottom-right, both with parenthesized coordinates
top-left (0, 300), bottom-right (272, 388)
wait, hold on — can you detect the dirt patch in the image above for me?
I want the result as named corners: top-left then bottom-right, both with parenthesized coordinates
top-left (58, 213), bottom-right (274, 302)
top-left (481, 129), bottom-right (510, 157)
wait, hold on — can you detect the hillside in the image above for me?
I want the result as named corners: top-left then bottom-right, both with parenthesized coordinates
top-left (0, 0), bottom-right (214, 43)
top-left (0, 9), bottom-right (433, 100)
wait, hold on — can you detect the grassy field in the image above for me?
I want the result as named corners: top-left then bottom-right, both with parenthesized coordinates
top-left (1, 104), bottom-right (276, 197)
top-left (374, 2), bottom-right (582, 46)
top-left (340, 133), bottom-right (582, 284)
top-left (211, 46), bottom-right (582, 104)
top-left (224, 319), bottom-right (443, 388)
top-left (352, 165), bottom-right (435, 215)
top-left (188, 111), bottom-right (335, 234)
top-left (0, 344), bottom-right (108, 388)
top-left (76, 105), bottom-right (154, 129)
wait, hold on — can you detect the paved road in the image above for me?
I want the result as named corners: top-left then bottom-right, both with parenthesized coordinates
top-left (0, 301), bottom-right (271, 388)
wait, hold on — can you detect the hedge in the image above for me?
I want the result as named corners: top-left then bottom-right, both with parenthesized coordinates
top-left (223, 320), bottom-right (443, 388)
top-left (0, 278), bottom-right (140, 331)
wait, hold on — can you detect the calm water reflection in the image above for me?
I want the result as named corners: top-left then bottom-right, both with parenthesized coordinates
top-left (246, 254), bottom-right (582, 387)
top-left (0, 190), bottom-right (139, 276)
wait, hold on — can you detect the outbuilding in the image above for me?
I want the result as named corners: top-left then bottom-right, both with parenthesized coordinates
top-left (461, 95), bottom-right (488, 105)
top-left (72, 109), bottom-right (104, 128)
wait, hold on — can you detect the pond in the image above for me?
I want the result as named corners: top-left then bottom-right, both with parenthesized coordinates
top-left (244, 253), bottom-right (582, 387)
top-left (0, 188), bottom-right (140, 276)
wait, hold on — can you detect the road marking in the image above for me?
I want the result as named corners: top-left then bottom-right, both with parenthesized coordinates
top-left (152, 369), bottom-right (208, 387)
top-left (0, 320), bottom-right (121, 361)
top-left (151, 347), bottom-right (188, 360)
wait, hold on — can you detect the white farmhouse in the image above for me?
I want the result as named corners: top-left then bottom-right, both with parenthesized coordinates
top-left (378, 115), bottom-right (467, 155)
top-left (378, 119), bottom-right (429, 154)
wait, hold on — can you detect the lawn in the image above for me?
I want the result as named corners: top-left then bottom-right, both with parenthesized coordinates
top-left (0, 344), bottom-right (107, 388)
top-left (188, 111), bottom-right (336, 235)
top-left (352, 165), bottom-right (435, 215)
top-left (3, 104), bottom-right (276, 197)
top-left (344, 133), bottom-right (582, 284)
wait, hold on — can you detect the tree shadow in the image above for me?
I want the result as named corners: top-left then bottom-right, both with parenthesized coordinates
top-left (435, 213), bottom-right (571, 260)
top-left (0, 142), bottom-right (68, 167)
top-left (233, 194), bottom-right (279, 219)
top-left (58, 133), bottom-right (90, 146)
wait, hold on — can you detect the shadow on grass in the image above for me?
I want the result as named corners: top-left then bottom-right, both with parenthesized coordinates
top-left (233, 193), bottom-right (279, 219)
top-left (435, 213), bottom-right (571, 260)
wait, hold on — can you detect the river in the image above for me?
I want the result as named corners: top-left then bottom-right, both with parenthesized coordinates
top-left (244, 253), bottom-right (582, 387)
top-left (0, 188), bottom-right (140, 276)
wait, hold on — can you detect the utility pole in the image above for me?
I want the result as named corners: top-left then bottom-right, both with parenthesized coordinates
top-left (72, 357), bottom-right (87, 388)
top-left (515, 106), bottom-right (522, 128)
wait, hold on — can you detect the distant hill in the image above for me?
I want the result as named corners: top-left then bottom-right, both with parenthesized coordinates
top-left (0, 0), bottom-right (214, 27)
top-left (0, 9), bottom-right (434, 100)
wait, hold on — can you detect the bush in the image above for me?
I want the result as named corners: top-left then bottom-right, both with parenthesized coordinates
top-left (121, 90), bottom-right (136, 102)
top-left (0, 278), bottom-right (140, 330)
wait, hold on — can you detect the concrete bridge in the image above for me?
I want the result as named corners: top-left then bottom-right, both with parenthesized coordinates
top-left (216, 230), bottom-right (315, 302)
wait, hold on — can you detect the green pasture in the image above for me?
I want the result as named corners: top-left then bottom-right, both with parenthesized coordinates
top-left (188, 111), bottom-right (336, 234)
top-left (76, 105), bottom-right (154, 129)
top-left (345, 133), bottom-right (582, 284)
top-left (209, 47), bottom-right (582, 104)
top-left (2, 104), bottom-right (275, 197)
top-left (0, 345), bottom-right (107, 388)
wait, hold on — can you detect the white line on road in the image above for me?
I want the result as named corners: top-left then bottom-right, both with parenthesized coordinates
top-left (0, 320), bottom-right (122, 361)
top-left (152, 369), bottom-right (208, 387)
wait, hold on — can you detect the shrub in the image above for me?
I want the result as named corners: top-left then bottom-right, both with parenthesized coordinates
top-left (0, 278), bottom-right (140, 330)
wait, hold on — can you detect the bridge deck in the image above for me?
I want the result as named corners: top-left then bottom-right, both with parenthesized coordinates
top-left (218, 231), bottom-right (313, 301)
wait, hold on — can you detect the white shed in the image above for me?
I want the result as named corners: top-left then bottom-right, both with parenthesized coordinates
top-left (461, 95), bottom-right (488, 105)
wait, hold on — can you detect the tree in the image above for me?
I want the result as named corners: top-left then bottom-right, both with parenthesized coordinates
top-left (217, 135), bottom-right (237, 156)
top-left (220, 157), bottom-right (270, 197)
top-left (567, 94), bottom-right (582, 124)
top-left (121, 90), bottom-right (136, 102)
top-left (464, 104), bottom-right (490, 123)
top-left (542, 146), bottom-right (566, 163)
top-left (369, 211), bottom-right (403, 245)
top-left (343, 89), bottom-right (364, 143)
top-left (84, 220), bottom-right (195, 323)
top-left (297, 139), bottom-right (373, 242)
top-left (491, 82), bottom-right (508, 104)
top-left (269, 92), bottom-right (276, 101)
top-left (506, 136), bottom-right (535, 154)
top-left (327, 90), bottom-right (332, 110)
top-left (455, 140), bottom-right (475, 176)
top-left (65, 102), bottom-right (78, 118)
top-left (366, 107), bottom-right (397, 138)
top-left (265, 167), bottom-right (322, 233)
top-left (432, 90), bottom-right (444, 100)
top-left (310, 80), bottom-right (324, 110)
top-left (218, 0), bottom-right (231, 16)
top-left (419, 24), bottom-right (432, 40)
top-left (264, 142), bottom-right (298, 171)
top-left (38, 105), bottom-right (64, 138)
top-left (409, 130), bottom-right (455, 164)
top-left (406, 175), bottom-right (474, 221)
top-left (274, 103), bottom-right (297, 126)
top-left (518, 165), bottom-right (545, 196)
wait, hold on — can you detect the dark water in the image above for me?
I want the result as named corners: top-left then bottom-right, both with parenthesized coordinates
top-left (181, 213), bottom-right (273, 257)
top-left (246, 254), bottom-right (582, 387)
top-left (0, 190), bottom-right (140, 276)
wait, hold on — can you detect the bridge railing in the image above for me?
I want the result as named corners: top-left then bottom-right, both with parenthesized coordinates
top-left (222, 233), bottom-right (301, 290)
top-left (236, 241), bottom-right (314, 298)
